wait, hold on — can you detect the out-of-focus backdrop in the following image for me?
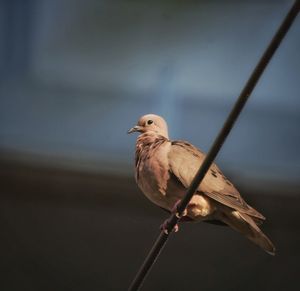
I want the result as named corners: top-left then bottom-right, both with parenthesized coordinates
top-left (0, 0), bottom-right (299, 290)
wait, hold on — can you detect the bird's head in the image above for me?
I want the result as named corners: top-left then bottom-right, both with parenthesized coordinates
top-left (127, 114), bottom-right (169, 138)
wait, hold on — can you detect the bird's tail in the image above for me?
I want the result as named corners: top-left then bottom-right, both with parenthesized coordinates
top-left (221, 210), bottom-right (276, 255)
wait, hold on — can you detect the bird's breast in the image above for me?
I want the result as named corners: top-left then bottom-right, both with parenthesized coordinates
top-left (135, 137), bottom-right (171, 208)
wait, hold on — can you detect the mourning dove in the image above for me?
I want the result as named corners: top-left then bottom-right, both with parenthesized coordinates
top-left (128, 114), bottom-right (275, 255)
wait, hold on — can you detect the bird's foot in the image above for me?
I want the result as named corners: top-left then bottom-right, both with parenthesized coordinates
top-left (160, 219), bottom-right (179, 235)
top-left (160, 201), bottom-right (188, 234)
top-left (172, 200), bottom-right (187, 219)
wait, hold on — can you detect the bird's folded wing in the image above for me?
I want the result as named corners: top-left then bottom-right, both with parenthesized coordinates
top-left (168, 141), bottom-right (265, 220)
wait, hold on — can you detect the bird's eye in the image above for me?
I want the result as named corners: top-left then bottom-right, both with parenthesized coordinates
top-left (147, 120), bottom-right (153, 125)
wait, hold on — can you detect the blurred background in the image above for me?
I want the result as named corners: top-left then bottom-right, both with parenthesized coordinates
top-left (0, 0), bottom-right (299, 290)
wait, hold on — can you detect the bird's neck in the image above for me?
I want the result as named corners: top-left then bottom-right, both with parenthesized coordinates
top-left (136, 133), bottom-right (169, 148)
top-left (135, 133), bottom-right (169, 166)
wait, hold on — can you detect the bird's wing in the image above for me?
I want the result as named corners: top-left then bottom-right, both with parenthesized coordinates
top-left (168, 140), bottom-right (265, 220)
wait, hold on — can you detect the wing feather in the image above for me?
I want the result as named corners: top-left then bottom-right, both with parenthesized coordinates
top-left (168, 140), bottom-right (265, 220)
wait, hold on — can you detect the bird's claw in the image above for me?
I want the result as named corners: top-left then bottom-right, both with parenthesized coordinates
top-left (160, 219), bottom-right (179, 235)
top-left (172, 200), bottom-right (187, 219)
top-left (160, 201), bottom-right (187, 234)
top-left (175, 212), bottom-right (182, 219)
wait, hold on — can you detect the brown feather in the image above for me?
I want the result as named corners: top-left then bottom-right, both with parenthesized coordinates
top-left (221, 210), bottom-right (275, 255)
top-left (169, 140), bottom-right (265, 221)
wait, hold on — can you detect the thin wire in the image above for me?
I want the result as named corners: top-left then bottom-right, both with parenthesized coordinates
top-left (128, 1), bottom-right (300, 290)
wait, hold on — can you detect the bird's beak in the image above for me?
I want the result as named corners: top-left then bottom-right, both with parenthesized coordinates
top-left (127, 125), bottom-right (142, 134)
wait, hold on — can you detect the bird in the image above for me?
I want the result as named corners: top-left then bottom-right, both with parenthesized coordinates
top-left (128, 113), bottom-right (275, 255)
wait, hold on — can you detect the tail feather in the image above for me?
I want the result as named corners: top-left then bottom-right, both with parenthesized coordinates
top-left (222, 210), bottom-right (276, 255)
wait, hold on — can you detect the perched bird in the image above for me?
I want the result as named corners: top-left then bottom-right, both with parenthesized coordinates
top-left (128, 114), bottom-right (275, 255)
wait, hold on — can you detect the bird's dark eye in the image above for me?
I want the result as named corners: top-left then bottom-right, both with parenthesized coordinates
top-left (147, 120), bottom-right (153, 125)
